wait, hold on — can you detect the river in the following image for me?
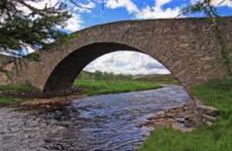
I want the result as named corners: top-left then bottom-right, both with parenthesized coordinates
top-left (0, 85), bottom-right (191, 151)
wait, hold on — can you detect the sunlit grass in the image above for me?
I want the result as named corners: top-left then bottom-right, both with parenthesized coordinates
top-left (74, 79), bottom-right (161, 96)
top-left (74, 71), bottom-right (161, 96)
top-left (139, 78), bottom-right (232, 151)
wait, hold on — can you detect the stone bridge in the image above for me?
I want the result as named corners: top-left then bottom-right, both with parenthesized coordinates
top-left (2, 17), bottom-right (232, 93)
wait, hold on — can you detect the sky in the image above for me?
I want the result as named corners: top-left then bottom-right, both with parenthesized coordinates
top-left (24, 0), bottom-right (232, 75)
top-left (65, 0), bottom-right (232, 30)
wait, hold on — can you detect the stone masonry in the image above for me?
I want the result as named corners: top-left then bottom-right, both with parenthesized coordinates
top-left (1, 17), bottom-right (232, 93)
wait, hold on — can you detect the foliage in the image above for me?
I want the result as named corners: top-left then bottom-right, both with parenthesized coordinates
top-left (0, 0), bottom-right (71, 53)
top-left (140, 78), bottom-right (232, 151)
top-left (181, 0), bottom-right (219, 17)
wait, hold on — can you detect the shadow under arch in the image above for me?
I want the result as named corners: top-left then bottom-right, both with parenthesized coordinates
top-left (43, 42), bottom-right (174, 93)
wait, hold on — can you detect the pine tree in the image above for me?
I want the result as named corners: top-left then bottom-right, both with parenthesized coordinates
top-left (0, 0), bottom-right (71, 54)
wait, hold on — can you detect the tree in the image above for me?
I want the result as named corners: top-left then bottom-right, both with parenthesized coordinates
top-left (0, 0), bottom-right (71, 54)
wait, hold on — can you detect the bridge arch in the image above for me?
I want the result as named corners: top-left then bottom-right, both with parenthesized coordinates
top-left (43, 42), bottom-right (171, 92)
top-left (7, 17), bottom-right (232, 93)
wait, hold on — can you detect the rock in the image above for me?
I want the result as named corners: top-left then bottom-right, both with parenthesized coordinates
top-left (205, 121), bottom-right (214, 126)
top-left (197, 104), bottom-right (219, 116)
top-left (202, 114), bottom-right (217, 122)
top-left (195, 102), bottom-right (219, 126)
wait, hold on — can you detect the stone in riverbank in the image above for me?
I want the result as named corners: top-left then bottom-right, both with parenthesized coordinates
top-left (144, 101), bottom-right (219, 132)
top-left (196, 101), bottom-right (219, 126)
top-left (144, 102), bottom-right (199, 132)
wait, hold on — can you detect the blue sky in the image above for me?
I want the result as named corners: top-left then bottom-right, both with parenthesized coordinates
top-left (65, 0), bottom-right (232, 31)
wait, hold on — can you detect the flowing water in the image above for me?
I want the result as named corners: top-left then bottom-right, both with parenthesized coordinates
top-left (0, 85), bottom-right (191, 151)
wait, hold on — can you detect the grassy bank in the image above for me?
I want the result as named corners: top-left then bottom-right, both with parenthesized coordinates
top-left (0, 83), bottom-right (38, 105)
top-left (74, 71), bottom-right (161, 96)
top-left (0, 71), bottom-right (162, 105)
top-left (74, 79), bottom-right (160, 96)
top-left (0, 83), bottom-right (38, 94)
top-left (139, 78), bottom-right (232, 151)
top-left (0, 96), bottom-right (21, 105)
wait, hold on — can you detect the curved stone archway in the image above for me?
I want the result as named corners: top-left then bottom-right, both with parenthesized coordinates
top-left (43, 43), bottom-right (141, 92)
top-left (7, 17), bottom-right (232, 92)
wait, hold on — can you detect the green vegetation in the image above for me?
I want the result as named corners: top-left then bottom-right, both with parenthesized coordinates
top-left (139, 78), bottom-right (232, 151)
top-left (0, 71), bottom-right (162, 105)
top-left (74, 79), bottom-right (160, 96)
top-left (0, 96), bottom-right (20, 105)
top-left (0, 0), bottom-right (70, 52)
top-left (0, 83), bottom-right (39, 94)
top-left (0, 83), bottom-right (38, 105)
top-left (74, 71), bottom-right (161, 95)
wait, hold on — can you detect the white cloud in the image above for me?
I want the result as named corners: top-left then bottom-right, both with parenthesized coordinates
top-left (210, 0), bottom-right (232, 7)
top-left (16, 0), bottom-right (59, 16)
top-left (25, 0), bottom-right (60, 10)
top-left (105, 0), bottom-right (182, 19)
top-left (63, 15), bottom-right (83, 32)
top-left (135, 0), bottom-right (182, 19)
top-left (84, 51), bottom-right (170, 75)
top-left (136, 6), bottom-right (181, 19)
top-left (17, 0), bottom-right (83, 32)
top-left (69, 1), bottom-right (96, 13)
top-left (106, 0), bottom-right (139, 14)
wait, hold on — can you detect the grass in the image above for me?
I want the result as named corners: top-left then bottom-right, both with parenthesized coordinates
top-left (74, 79), bottom-right (161, 96)
top-left (0, 96), bottom-right (21, 105)
top-left (0, 83), bottom-right (39, 94)
top-left (0, 83), bottom-right (38, 105)
top-left (74, 71), bottom-right (161, 96)
top-left (0, 72), bottom-right (162, 105)
top-left (139, 78), bottom-right (232, 151)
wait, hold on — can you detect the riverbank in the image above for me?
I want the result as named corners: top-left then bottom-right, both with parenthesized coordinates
top-left (0, 86), bottom-right (191, 151)
top-left (0, 80), bottom-right (160, 106)
top-left (139, 78), bottom-right (232, 151)
top-left (0, 72), bottom-right (163, 106)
